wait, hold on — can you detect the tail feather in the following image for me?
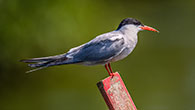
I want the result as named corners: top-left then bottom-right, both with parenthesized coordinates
top-left (24, 59), bottom-right (59, 73)
top-left (22, 57), bottom-right (68, 68)
top-left (28, 60), bottom-right (53, 68)
top-left (21, 54), bottom-right (72, 73)
top-left (20, 54), bottom-right (65, 63)
top-left (26, 66), bottom-right (48, 73)
top-left (21, 53), bottom-right (83, 73)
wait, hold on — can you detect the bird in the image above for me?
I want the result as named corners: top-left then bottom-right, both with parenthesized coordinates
top-left (21, 18), bottom-right (159, 75)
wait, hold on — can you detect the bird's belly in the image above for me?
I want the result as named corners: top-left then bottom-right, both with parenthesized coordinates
top-left (110, 46), bottom-right (135, 62)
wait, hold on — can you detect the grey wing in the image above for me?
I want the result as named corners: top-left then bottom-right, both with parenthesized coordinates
top-left (68, 33), bottom-right (125, 63)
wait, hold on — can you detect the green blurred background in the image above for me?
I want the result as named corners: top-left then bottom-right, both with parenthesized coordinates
top-left (0, 0), bottom-right (195, 110)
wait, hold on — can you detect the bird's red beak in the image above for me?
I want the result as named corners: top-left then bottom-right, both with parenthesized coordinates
top-left (140, 25), bottom-right (159, 33)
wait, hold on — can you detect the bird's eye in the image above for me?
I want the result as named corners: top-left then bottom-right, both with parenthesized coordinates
top-left (133, 21), bottom-right (141, 25)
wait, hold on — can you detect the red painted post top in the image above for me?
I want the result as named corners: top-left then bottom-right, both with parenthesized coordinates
top-left (97, 72), bottom-right (137, 110)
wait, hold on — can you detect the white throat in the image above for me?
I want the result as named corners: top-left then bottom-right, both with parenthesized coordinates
top-left (118, 24), bottom-right (140, 42)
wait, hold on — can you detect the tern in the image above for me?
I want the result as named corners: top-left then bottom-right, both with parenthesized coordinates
top-left (21, 18), bottom-right (159, 75)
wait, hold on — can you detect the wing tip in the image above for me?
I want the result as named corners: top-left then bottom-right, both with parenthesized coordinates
top-left (25, 66), bottom-right (47, 74)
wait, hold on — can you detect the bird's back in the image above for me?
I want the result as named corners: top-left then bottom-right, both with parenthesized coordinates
top-left (65, 31), bottom-right (126, 65)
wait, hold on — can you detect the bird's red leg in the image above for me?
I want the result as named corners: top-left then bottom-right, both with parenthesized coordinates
top-left (108, 63), bottom-right (114, 76)
top-left (105, 64), bottom-right (112, 76)
top-left (108, 63), bottom-right (113, 73)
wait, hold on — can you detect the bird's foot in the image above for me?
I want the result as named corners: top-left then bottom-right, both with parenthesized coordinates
top-left (109, 72), bottom-right (115, 78)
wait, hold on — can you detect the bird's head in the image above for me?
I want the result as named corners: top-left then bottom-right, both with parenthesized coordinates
top-left (116, 18), bottom-right (159, 33)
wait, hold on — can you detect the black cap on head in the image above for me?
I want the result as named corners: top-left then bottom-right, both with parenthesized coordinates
top-left (117, 18), bottom-right (143, 30)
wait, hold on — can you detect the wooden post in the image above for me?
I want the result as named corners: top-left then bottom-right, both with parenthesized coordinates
top-left (97, 72), bottom-right (137, 110)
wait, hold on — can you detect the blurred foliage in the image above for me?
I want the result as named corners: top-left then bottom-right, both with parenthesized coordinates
top-left (0, 0), bottom-right (195, 110)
